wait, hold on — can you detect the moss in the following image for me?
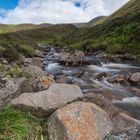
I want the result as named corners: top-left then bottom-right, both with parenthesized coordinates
top-left (0, 106), bottom-right (48, 140)
top-left (0, 63), bottom-right (28, 78)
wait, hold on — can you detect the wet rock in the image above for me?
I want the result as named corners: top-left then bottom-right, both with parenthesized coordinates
top-left (11, 83), bottom-right (84, 117)
top-left (118, 54), bottom-right (137, 61)
top-left (55, 75), bottom-right (72, 84)
top-left (95, 52), bottom-right (107, 58)
top-left (0, 78), bottom-right (24, 109)
top-left (80, 84), bottom-right (96, 91)
top-left (48, 101), bottom-right (112, 140)
top-left (83, 56), bottom-right (101, 65)
top-left (84, 94), bottom-right (121, 118)
top-left (22, 65), bottom-right (47, 77)
top-left (107, 54), bottom-right (137, 62)
top-left (131, 87), bottom-right (140, 96)
top-left (129, 72), bottom-right (140, 84)
top-left (63, 68), bottom-right (84, 77)
top-left (113, 97), bottom-right (140, 120)
top-left (86, 89), bottom-right (124, 101)
top-left (105, 113), bottom-right (140, 140)
top-left (107, 75), bottom-right (127, 84)
top-left (96, 72), bottom-right (112, 80)
top-left (21, 75), bottom-right (55, 93)
top-left (59, 51), bottom-right (85, 66)
top-left (48, 69), bottom-right (63, 76)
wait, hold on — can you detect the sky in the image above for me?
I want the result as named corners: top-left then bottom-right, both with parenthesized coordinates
top-left (0, 0), bottom-right (129, 24)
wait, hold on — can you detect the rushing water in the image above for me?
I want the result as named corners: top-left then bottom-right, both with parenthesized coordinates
top-left (44, 48), bottom-right (140, 119)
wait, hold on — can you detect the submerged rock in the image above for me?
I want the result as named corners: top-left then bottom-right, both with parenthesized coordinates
top-left (48, 101), bottom-right (112, 140)
top-left (95, 72), bottom-right (112, 80)
top-left (11, 83), bottom-right (84, 117)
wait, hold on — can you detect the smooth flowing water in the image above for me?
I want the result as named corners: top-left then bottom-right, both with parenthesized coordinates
top-left (44, 48), bottom-right (140, 119)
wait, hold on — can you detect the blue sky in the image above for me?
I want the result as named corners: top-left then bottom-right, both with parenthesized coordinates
top-left (0, 0), bottom-right (129, 24)
top-left (0, 0), bottom-right (19, 9)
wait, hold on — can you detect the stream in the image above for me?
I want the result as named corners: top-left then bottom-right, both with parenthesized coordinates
top-left (43, 47), bottom-right (140, 120)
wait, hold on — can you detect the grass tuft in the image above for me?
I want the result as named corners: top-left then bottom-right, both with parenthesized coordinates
top-left (0, 106), bottom-right (48, 140)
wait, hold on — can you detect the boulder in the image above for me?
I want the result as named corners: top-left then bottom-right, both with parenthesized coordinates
top-left (22, 65), bottom-right (47, 77)
top-left (21, 56), bottom-right (43, 67)
top-left (48, 101), bottom-right (112, 140)
top-left (129, 72), bottom-right (140, 84)
top-left (104, 113), bottom-right (140, 140)
top-left (59, 51), bottom-right (85, 66)
top-left (21, 75), bottom-right (55, 93)
top-left (0, 77), bottom-right (24, 109)
top-left (34, 50), bottom-right (44, 58)
top-left (84, 94), bottom-right (121, 118)
top-left (11, 83), bottom-right (84, 117)
top-left (31, 57), bottom-right (43, 68)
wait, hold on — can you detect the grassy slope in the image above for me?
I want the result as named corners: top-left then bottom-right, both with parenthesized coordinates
top-left (0, 107), bottom-right (48, 140)
top-left (0, 23), bottom-right (52, 34)
top-left (0, 24), bottom-right (77, 60)
top-left (64, 0), bottom-right (140, 54)
top-left (0, 24), bottom-right (77, 46)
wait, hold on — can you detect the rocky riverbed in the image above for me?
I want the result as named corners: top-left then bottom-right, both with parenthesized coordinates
top-left (43, 47), bottom-right (140, 120)
top-left (0, 46), bottom-right (140, 140)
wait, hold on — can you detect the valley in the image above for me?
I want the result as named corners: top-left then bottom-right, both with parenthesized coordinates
top-left (0, 0), bottom-right (140, 139)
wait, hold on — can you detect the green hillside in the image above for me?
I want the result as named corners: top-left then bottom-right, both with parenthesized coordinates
top-left (0, 23), bottom-right (53, 34)
top-left (0, 24), bottom-right (77, 61)
top-left (63, 0), bottom-right (140, 55)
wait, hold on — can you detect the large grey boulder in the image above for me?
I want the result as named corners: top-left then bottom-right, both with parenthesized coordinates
top-left (0, 78), bottom-right (23, 109)
top-left (11, 83), bottom-right (84, 117)
top-left (48, 101), bottom-right (112, 140)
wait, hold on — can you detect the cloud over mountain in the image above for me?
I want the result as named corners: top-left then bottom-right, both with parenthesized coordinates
top-left (0, 0), bottom-right (129, 24)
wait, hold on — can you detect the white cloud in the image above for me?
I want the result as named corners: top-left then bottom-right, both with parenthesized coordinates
top-left (0, 0), bottom-right (129, 24)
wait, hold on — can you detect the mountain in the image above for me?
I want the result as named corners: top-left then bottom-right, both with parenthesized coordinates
top-left (84, 16), bottom-right (107, 27)
top-left (73, 16), bottom-right (107, 28)
top-left (0, 0), bottom-right (139, 58)
top-left (64, 0), bottom-right (140, 54)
